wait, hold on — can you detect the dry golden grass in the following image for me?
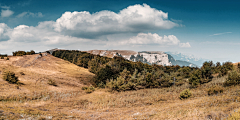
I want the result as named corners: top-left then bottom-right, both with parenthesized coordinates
top-left (0, 54), bottom-right (240, 119)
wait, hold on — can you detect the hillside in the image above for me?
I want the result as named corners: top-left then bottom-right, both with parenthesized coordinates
top-left (0, 53), bottom-right (95, 119)
top-left (0, 53), bottom-right (240, 119)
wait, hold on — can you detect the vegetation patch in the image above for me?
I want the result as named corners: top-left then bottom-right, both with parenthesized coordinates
top-left (47, 79), bottom-right (57, 86)
top-left (12, 50), bottom-right (35, 56)
top-left (224, 70), bottom-right (240, 86)
top-left (82, 86), bottom-right (95, 93)
top-left (207, 85), bottom-right (224, 95)
top-left (179, 89), bottom-right (192, 99)
top-left (2, 71), bottom-right (19, 84)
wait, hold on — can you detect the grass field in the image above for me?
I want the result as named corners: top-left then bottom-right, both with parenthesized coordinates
top-left (0, 54), bottom-right (240, 119)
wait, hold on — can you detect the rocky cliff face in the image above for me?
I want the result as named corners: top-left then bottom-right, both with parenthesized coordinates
top-left (87, 50), bottom-right (176, 66)
top-left (128, 51), bottom-right (172, 66)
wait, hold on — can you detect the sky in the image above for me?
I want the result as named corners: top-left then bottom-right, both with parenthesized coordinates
top-left (0, 0), bottom-right (240, 63)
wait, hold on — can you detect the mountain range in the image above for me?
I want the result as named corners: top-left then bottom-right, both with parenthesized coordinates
top-left (166, 52), bottom-right (208, 67)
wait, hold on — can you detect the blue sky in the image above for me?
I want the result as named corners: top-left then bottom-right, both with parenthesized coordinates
top-left (0, 0), bottom-right (240, 63)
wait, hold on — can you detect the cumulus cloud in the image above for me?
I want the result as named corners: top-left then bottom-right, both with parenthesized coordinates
top-left (0, 22), bottom-right (90, 47)
top-left (10, 22), bottom-right (89, 44)
top-left (0, 23), bottom-right (10, 41)
top-left (17, 12), bottom-right (43, 18)
top-left (179, 42), bottom-right (191, 48)
top-left (1, 9), bottom-right (14, 17)
top-left (112, 33), bottom-right (191, 48)
top-left (54, 3), bottom-right (178, 38)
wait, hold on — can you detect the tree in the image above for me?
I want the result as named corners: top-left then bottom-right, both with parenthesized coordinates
top-left (94, 65), bottom-right (114, 85)
top-left (3, 71), bottom-right (19, 84)
top-left (189, 69), bottom-right (202, 87)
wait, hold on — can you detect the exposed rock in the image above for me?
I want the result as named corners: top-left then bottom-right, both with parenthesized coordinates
top-left (87, 50), bottom-right (173, 66)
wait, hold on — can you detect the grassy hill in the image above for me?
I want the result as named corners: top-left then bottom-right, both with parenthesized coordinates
top-left (0, 53), bottom-right (240, 119)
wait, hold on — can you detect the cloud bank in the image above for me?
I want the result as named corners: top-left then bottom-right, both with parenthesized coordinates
top-left (109, 33), bottom-right (191, 48)
top-left (0, 4), bottom-right (190, 54)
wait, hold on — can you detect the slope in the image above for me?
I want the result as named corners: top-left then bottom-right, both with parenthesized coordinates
top-left (0, 53), bottom-right (94, 98)
top-left (0, 53), bottom-right (239, 119)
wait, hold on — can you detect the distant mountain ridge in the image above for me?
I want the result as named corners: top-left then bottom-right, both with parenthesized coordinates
top-left (87, 50), bottom-right (198, 67)
top-left (167, 54), bottom-right (198, 67)
top-left (166, 52), bottom-right (208, 67)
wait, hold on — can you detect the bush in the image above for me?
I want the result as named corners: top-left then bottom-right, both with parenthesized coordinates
top-left (179, 89), bottom-right (192, 99)
top-left (6, 57), bottom-right (9, 60)
top-left (47, 79), bottom-right (57, 86)
top-left (189, 69), bottom-right (202, 87)
top-left (224, 70), bottom-right (240, 86)
top-left (20, 72), bottom-right (25, 75)
top-left (82, 86), bottom-right (95, 93)
top-left (3, 71), bottom-right (19, 84)
top-left (0, 56), bottom-right (4, 59)
top-left (207, 85), bottom-right (224, 95)
top-left (97, 81), bottom-right (105, 88)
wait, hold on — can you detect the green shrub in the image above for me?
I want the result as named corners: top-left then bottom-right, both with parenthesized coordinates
top-left (3, 71), bottom-right (19, 84)
top-left (97, 81), bottom-right (106, 88)
top-left (189, 69), bottom-right (202, 87)
top-left (47, 79), bottom-right (57, 86)
top-left (0, 56), bottom-right (4, 59)
top-left (179, 89), bottom-right (192, 100)
top-left (6, 57), bottom-right (9, 60)
top-left (82, 86), bottom-right (95, 93)
top-left (207, 85), bottom-right (224, 95)
top-left (224, 70), bottom-right (240, 86)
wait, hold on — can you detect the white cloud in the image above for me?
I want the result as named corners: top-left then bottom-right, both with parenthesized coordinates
top-left (110, 33), bottom-right (191, 48)
top-left (123, 33), bottom-right (180, 45)
top-left (179, 42), bottom-right (191, 48)
top-left (1, 9), bottom-right (14, 17)
top-left (0, 22), bottom-right (90, 46)
top-left (54, 3), bottom-right (178, 38)
top-left (209, 32), bottom-right (232, 36)
top-left (0, 23), bottom-right (10, 41)
top-left (1, 6), bottom-right (10, 9)
top-left (17, 12), bottom-right (43, 18)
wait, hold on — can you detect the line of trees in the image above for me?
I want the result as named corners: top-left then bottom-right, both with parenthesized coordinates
top-left (12, 50), bottom-right (35, 56)
top-left (0, 54), bottom-right (7, 57)
top-left (52, 50), bottom-right (233, 91)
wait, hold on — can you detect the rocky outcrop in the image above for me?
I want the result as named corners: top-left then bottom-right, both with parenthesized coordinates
top-left (87, 50), bottom-right (172, 66)
top-left (128, 51), bottom-right (172, 66)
